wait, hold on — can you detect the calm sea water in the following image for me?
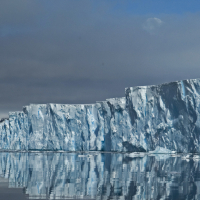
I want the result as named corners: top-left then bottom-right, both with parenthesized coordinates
top-left (0, 152), bottom-right (199, 200)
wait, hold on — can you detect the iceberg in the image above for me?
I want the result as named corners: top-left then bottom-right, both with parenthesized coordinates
top-left (1, 78), bottom-right (200, 153)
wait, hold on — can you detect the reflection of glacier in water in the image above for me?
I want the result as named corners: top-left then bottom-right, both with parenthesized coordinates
top-left (0, 152), bottom-right (200, 199)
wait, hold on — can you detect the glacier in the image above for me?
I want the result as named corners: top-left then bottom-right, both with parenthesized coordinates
top-left (1, 78), bottom-right (200, 153)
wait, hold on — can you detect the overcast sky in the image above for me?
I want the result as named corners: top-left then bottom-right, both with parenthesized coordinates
top-left (1, 0), bottom-right (200, 118)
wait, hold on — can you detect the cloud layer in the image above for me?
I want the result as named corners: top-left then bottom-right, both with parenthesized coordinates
top-left (1, 1), bottom-right (200, 117)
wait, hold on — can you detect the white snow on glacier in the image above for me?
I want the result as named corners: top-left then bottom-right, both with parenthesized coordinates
top-left (1, 78), bottom-right (200, 152)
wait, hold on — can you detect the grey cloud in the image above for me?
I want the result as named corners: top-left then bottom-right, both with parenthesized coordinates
top-left (1, 1), bottom-right (200, 117)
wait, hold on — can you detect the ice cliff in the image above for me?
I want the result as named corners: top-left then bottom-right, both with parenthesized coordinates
top-left (1, 78), bottom-right (200, 153)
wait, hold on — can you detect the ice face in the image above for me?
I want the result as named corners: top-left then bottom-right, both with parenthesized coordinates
top-left (0, 119), bottom-right (10, 149)
top-left (23, 104), bottom-right (48, 150)
top-left (125, 79), bottom-right (200, 153)
top-left (9, 112), bottom-right (28, 150)
top-left (1, 78), bottom-right (200, 152)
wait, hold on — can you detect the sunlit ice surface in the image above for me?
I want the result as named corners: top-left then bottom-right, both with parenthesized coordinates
top-left (0, 152), bottom-right (200, 199)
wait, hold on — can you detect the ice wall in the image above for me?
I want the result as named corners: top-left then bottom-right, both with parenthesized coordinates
top-left (1, 78), bottom-right (200, 152)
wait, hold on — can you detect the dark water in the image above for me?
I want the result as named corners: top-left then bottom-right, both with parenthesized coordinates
top-left (0, 152), bottom-right (200, 200)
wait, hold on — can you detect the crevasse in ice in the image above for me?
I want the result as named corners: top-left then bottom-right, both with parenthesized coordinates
top-left (1, 78), bottom-right (200, 153)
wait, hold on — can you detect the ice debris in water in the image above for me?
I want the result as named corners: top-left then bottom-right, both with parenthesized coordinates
top-left (1, 78), bottom-right (200, 152)
top-left (149, 146), bottom-right (175, 154)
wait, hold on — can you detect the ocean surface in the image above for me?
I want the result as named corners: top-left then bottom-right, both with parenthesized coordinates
top-left (0, 151), bottom-right (199, 200)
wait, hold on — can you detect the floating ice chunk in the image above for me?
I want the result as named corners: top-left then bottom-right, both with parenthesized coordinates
top-left (149, 146), bottom-right (175, 154)
top-left (128, 152), bottom-right (146, 157)
top-left (181, 154), bottom-right (192, 161)
top-left (193, 155), bottom-right (200, 161)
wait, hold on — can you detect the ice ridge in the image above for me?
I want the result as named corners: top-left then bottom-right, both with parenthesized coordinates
top-left (1, 78), bottom-right (200, 153)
